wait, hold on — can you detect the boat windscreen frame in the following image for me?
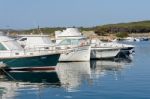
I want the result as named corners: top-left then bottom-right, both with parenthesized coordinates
top-left (0, 42), bottom-right (7, 50)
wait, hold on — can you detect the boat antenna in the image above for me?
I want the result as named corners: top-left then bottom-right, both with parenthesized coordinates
top-left (6, 25), bottom-right (10, 36)
top-left (38, 25), bottom-right (43, 35)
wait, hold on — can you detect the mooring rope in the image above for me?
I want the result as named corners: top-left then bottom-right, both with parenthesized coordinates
top-left (1, 68), bottom-right (16, 82)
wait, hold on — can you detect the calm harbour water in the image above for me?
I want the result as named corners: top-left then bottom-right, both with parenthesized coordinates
top-left (0, 41), bottom-right (150, 99)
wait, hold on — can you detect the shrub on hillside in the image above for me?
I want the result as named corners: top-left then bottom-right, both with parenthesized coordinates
top-left (116, 32), bottom-right (128, 38)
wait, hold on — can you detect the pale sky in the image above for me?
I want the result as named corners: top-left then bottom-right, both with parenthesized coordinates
top-left (0, 0), bottom-right (150, 29)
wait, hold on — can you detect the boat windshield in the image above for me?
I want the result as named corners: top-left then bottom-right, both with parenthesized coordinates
top-left (58, 39), bottom-right (79, 45)
top-left (3, 40), bottom-right (23, 50)
top-left (0, 43), bottom-right (7, 50)
top-left (41, 37), bottom-right (52, 44)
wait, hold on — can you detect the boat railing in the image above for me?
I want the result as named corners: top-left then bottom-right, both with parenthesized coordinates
top-left (55, 44), bottom-right (90, 54)
top-left (0, 44), bottom-right (90, 57)
top-left (0, 50), bottom-right (23, 57)
top-left (0, 46), bottom-right (58, 57)
top-left (24, 45), bottom-right (59, 54)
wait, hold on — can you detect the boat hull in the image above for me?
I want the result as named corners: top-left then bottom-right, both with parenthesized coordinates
top-left (1, 54), bottom-right (60, 68)
top-left (59, 45), bottom-right (91, 61)
top-left (90, 47), bottom-right (120, 59)
top-left (116, 47), bottom-right (135, 58)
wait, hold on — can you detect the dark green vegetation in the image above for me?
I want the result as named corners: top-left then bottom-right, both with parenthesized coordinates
top-left (19, 27), bottom-right (66, 36)
top-left (115, 32), bottom-right (129, 38)
top-left (94, 20), bottom-right (150, 35)
top-left (23, 27), bottom-right (92, 35)
top-left (5, 20), bottom-right (150, 38)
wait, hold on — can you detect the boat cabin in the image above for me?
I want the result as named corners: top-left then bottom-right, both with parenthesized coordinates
top-left (54, 28), bottom-right (90, 51)
top-left (55, 28), bottom-right (86, 44)
top-left (17, 35), bottom-right (55, 49)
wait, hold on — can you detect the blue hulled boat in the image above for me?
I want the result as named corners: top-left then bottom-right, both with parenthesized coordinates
top-left (0, 35), bottom-right (60, 69)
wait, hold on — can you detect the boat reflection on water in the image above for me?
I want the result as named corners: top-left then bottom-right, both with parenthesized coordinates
top-left (90, 57), bottom-right (133, 80)
top-left (56, 62), bottom-right (91, 92)
top-left (0, 57), bottom-right (133, 98)
top-left (0, 61), bottom-right (91, 98)
top-left (0, 69), bottom-right (60, 99)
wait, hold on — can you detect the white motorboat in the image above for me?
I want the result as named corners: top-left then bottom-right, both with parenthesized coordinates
top-left (123, 37), bottom-right (140, 42)
top-left (55, 28), bottom-right (91, 61)
top-left (56, 38), bottom-right (91, 61)
top-left (90, 39), bottom-right (120, 59)
top-left (105, 42), bottom-right (135, 56)
top-left (90, 39), bottom-right (135, 58)
top-left (90, 47), bottom-right (120, 59)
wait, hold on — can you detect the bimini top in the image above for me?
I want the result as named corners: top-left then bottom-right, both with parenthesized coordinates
top-left (55, 28), bottom-right (82, 38)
